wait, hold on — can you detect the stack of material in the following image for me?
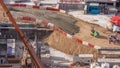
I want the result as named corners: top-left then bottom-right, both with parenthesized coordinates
top-left (44, 12), bottom-right (79, 35)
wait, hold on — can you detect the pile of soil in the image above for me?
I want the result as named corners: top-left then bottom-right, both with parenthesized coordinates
top-left (43, 31), bottom-right (97, 57)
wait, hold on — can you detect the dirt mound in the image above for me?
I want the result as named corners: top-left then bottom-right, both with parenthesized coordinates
top-left (43, 31), bottom-right (97, 55)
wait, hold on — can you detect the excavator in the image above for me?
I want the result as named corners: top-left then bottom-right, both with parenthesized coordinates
top-left (0, 0), bottom-right (44, 68)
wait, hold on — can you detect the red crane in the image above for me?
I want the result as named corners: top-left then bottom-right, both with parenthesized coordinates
top-left (0, 0), bottom-right (44, 68)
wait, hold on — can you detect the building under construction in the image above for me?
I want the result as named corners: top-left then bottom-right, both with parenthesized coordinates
top-left (0, 0), bottom-right (120, 68)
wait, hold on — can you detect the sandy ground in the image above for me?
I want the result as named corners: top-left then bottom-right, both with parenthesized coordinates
top-left (68, 11), bottom-right (120, 48)
top-left (0, 6), bottom-right (8, 22)
top-left (75, 18), bottom-right (120, 48)
top-left (58, 11), bottom-right (120, 48)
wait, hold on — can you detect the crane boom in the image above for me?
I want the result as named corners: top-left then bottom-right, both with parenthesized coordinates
top-left (0, 0), bottom-right (44, 68)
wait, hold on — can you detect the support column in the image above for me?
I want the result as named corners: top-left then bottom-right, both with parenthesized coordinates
top-left (113, 2), bottom-right (116, 7)
top-left (34, 32), bottom-right (41, 58)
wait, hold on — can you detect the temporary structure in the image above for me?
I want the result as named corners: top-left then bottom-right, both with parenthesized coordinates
top-left (111, 16), bottom-right (120, 32)
top-left (111, 16), bottom-right (120, 27)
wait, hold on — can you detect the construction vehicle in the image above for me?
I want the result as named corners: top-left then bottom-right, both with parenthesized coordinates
top-left (0, 0), bottom-right (44, 68)
top-left (73, 54), bottom-right (93, 66)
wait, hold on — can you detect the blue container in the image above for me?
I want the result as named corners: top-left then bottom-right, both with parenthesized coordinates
top-left (87, 5), bottom-right (100, 14)
top-left (91, 9), bottom-right (100, 14)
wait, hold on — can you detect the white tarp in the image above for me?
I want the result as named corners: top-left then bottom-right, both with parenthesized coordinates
top-left (113, 25), bottom-right (120, 32)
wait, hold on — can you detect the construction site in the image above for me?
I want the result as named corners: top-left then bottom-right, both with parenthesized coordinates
top-left (0, 0), bottom-right (120, 68)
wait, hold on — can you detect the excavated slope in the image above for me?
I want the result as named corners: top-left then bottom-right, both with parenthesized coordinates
top-left (43, 31), bottom-right (97, 56)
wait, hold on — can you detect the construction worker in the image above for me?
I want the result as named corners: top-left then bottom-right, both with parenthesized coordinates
top-left (108, 33), bottom-right (117, 44)
top-left (91, 27), bottom-right (99, 37)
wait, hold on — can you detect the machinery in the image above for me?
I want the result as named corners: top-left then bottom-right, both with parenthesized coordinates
top-left (0, 0), bottom-right (44, 68)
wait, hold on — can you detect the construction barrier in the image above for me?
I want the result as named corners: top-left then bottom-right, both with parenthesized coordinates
top-left (19, 16), bottom-right (101, 49)
top-left (6, 4), bottom-right (66, 13)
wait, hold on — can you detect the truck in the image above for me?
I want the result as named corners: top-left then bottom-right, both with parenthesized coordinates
top-left (73, 54), bottom-right (94, 66)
